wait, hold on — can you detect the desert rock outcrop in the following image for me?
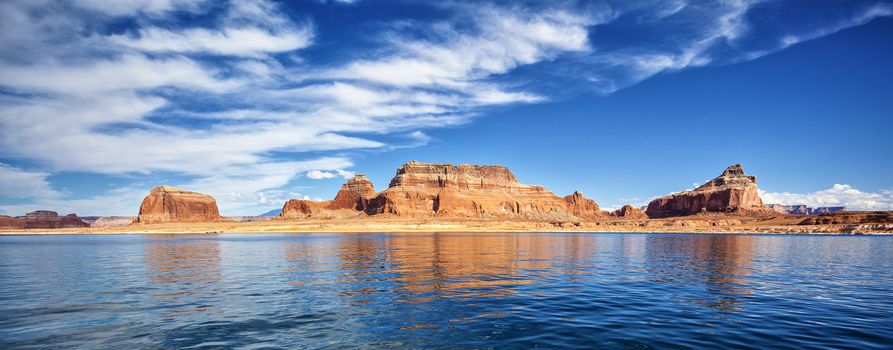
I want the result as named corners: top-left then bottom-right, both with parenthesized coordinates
top-left (646, 164), bottom-right (770, 218)
top-left (564, 191), bottom-right (605, 219)
top-left (0, 215), bottom-right (25, 229)
top-left (135, 186), bottom-right (223, 224)
top-left (614, 205), bottom-right (647, 219)
top-left (280, 175), bottom-right (377, 218)
top-left (12, 211), bottom-right (90, 229)
top-left (799, 211), bottom-right (893, 225)
top-left (363, 161), bottom-right (600, 221)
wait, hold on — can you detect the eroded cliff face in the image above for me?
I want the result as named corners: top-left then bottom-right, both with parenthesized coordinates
top-left (278, 161), bottom-right (606, 221)
top-left (135, 186), bottom-right (223, 224)
top-left (564, 191), bottom-right (605, 220)
top-left (799, 211), bottom-right (893, 225)
top-left (280, 175), bottom-right (376, 218)
top-left (363, 161), bottom-right (601, 221)
top-left (646, 164), bottom-right (770, 218)
top-left (0, 215), bottom-right (25, 229)
top-left (8, 211), bottom-right (90, 229)
top-left (614, 205), bottom-right (647, 219)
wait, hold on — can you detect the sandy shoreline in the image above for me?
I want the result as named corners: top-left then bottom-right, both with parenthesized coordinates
top-left (2, 217), bottom-right (891, 235)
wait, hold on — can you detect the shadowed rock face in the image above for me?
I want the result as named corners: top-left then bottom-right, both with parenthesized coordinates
top-left (364, 161), bottom-right (602, 221)
top-left (280, 175), bottom-right (376, 218)
top-left (614, 205), bottom-right (647, 219)
top-left (10, 211), bottom-right (90, 229)
top-left (646, 164), bottom-right (769, 218)
top-left (135, 186), bottom-right (223, 224)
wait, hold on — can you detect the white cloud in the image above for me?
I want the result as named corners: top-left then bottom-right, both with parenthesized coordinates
top-left (113, 27), bottom-right (313, 57)
top-left (335, 169), bottom-right (355, 179)
top-left (0, 186), bottom-right (146, 216)
top-left (776, 3), bottom-right (893, 50)
top-left (0, 164), bottom-right (61, 200)
top-left (306, 168), bottom-right (355, 180)
top-left (760, 184), bottom-right (893, 211)
top-left (332, 8), bottom-right (595, 90)
top-left (306, 170), bottom-right (337, 180)
top-left (71, 0), bottom-right (207, 16)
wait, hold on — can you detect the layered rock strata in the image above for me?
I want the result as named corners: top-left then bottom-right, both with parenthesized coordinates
top-left (135, 186), bottom-right (223, 224)
top-left (614, 205), bottom-right (647, 219)
top-left (280, 175), bottom-right (377, 218)
top-left (304, 161), bottom-right (601, 221)
top-left (0, 215), bottom-right (25, 229)
top-left (646, 164), bottom-right (770, 218)
top-left (799, 211), bottom-right (893, 225)
top-left (10, 210), bottom-right (90, 229)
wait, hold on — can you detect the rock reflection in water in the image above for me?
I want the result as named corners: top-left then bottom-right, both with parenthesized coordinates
top-left (144, 234), bottom-right (222, 313)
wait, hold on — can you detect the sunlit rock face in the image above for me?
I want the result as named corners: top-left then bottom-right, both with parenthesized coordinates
top-left (364, 161), bottom-right (603, 221)
top-left (280, 175), bottom-right (377, 219)
top-left (646, 164), bottom-right (770, 218)
top-left (564, 191), bottom-right (606, 220)
top-left (614, 205), bottom-right (647, 219)
top-left (135, 186), bottom-right (223, 224)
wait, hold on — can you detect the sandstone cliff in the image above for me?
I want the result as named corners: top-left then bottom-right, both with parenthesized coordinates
top-left (0, 215), bottom-right (25, 229)
top-left (135, 186), bottom-right (223, 224)
top-left (280, 175), bottom-right (376, 218)
top-left (363, 161), bottom-right (601, 221)
top-left (564, 191), bottom-right (606, 219)
top-left (646, 164), bottom-right (770, 218)
top-left (614, 205), bottom-right (647, 219)
top-left (11, 210), bottom-right (90, 229)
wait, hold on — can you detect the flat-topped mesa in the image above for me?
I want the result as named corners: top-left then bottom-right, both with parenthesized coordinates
top-left (280, 175), bottom-right (377, 218)
top-left (387, 161), bottom-right (518, 190)
top-left (11, 210), bottom-right (90, 229)
top-left (135, 186), bottom-right (223, 224)
top-left (646, 164), bottom-right (770, 218)
top-left (364, 161), bottom-right (604, 221)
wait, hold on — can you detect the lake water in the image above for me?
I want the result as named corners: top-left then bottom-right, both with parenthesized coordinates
top-left (1, 233), bottom-right (892, 349)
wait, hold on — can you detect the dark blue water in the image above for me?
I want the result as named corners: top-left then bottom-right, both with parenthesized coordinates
top-left (1, 233), bottom-right (892, 349)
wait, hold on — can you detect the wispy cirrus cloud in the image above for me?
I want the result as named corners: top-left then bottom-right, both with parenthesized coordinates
top-left (0, 164), bottom-right (61, 200)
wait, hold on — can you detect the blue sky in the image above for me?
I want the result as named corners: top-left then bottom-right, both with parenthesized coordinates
top-left (1, 0), bottom-right (892, 216)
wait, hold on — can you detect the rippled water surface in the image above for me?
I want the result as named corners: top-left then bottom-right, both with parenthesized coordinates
top-left (2, 233), bottom-right (893, 349)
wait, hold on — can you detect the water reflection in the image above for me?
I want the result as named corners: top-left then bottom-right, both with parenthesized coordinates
top-left (645, 235), bottom-right (755, 312)
top-left (3, 233), bottom-right (892, 349)
top-left (144, 234), bottom-right (222, 314)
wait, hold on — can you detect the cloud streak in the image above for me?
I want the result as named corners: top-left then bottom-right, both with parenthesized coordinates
top-left (761, 184), bottom-right (893, 211)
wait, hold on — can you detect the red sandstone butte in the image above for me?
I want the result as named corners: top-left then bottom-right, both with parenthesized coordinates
top-left (135, 185), bottom-right (223, 224)
top-left (280, 161), bottom-right (604, 221)
top-left (646, 164), bottom-right (771, 218)
top-left (280, 174), bottom-right (377, 218)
